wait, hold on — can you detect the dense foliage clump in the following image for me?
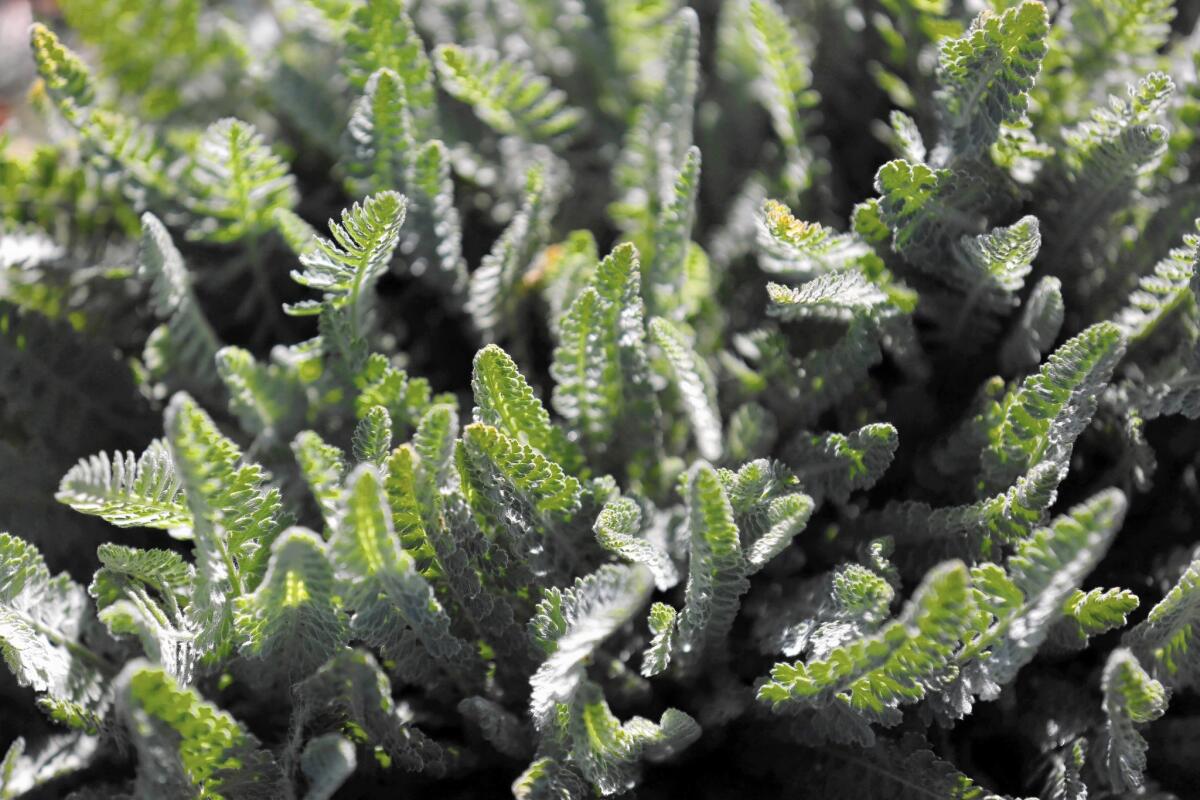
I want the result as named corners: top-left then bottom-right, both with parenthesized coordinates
top-left (4, 0), bottom-right (1200, 797)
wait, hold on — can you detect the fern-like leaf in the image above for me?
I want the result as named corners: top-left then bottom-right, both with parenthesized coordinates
top-left (0, 533), bottom-right (109, 733)
top-left (999, 275), bottom-right (1064, 374)
top-left (560, 681), bottom-right (699, 795)
top-left (234, 528), bottom-right (347, 682)
top-left (593, 498), bottom-right (678, 592)
top-left (1101, 647), bottom-right (1167, 793)
top-left (57, 439), bottom-right (189, 530)
top-left (758, 561), bottom-right (973, 745)
top-left (341, 0), bottom-right (437, 135)
top-left (641, 603), bottom-right (677, 678)
top-left (766, 275), bottom-right (891, 324)
top-left (118, 661), bottom-right (283, 796)
top-left (165, 393), bottom-right (290, 659)
top-left (468, 169), bottom-right (555, 342)
top-left (550, 243), bottom-right (661, 472)
top-left (787, 424), bottom-right (899, 506)
top-left (434, 45), bottom-right (584, 144)
top-left (674, 463), bottom-right (748, 675)
top-left (649, 317), bottom-right (723, 461)
top-left (139, 213), bottom-right (222, 395)
top-left (528, 564), bottom-right (654, 722)
top-left (934, 1), bottom-right (1049, 158)
top-left (745, 0), bottom-right (815, 193)
top-left (289, 190), bottom-right (406, 325)
top-left (472, 344), bottom-right (583, 474)
top-left (1126, 555), bottom-right (1200, 690)
top-left (981, 322), bottom-right (1126, 492)
top-left (331, 464), bottom-right (484, 693)
top-left (351, 405), bottom-right (393, 467)
top-left (185, 118), bottom-right (297, 243)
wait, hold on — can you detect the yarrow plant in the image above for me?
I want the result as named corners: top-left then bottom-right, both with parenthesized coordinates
top-left (2, 0), bottom-right (1200, 797)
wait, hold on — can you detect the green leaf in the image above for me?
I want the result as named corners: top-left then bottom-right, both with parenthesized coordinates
top-left (1115, 229), bottom-right (1198, 342)
top-left (888, 111), bottom-right (927, 163)
top-left (119, 662), bottom-right (283, 797)
top-left (434, 45), bottom-right (584, 144)
top-left (787, 424), bottom-right (899, 506)
top-left (0, 533), bottom-right (109, 732)
top-left (1041, 739), bottom-right (1088, 800)
top-left (462, 422), bottom-right (582, 521)
top-left (353, 352), bottom-right (436, 441)
top-left (1052, 587), bottom-right (1139, 649)
top-left (1101, 648), bottom-right (1167, 793)
top-left (641, 603), bottom-right (677, 678)
top-left (165, 393), bottom-right (290, 659)
top-left (352, 405), bottom-right (393, 467)
top-left (725, 402), bottom-right (778, 463)
top-left (405, 139), bottom-right (468, 300)
top-left (185, 118), bottom-right (297, 243)
top-left (234, 528), bottom-right (347, 681)
top-left (646, 146), bottom-right (701, 319)
top-left (216, 346), bottom-right (306, 443)
top-left (873, 159), bottom-right (991, 266)
top-left (1127, 555), bottom-right (1200, 690)
top-left (550, 243), bottom-right (661, 472)
top-left (766, 275), bottom-right (891, 324)
top-left (721, 463), bottom-right (813, 575)
top-left (757, 200), bottom-right (879, 279)
top-left (343, 69), bottom-right (466, 301)
top-left (341, 0), bottom-right (437, 135)
top-left (57, 438), bottom-right (189, 530)
top-left (745, 0), bottom-right (815, 192)
top-left (1046, 73), bottom-right (1172, 268)
top-left (593, 498), bottom-right (678, 591)
top-left (934, 1), bottom-right (1049, 157)
top-left (273, 207), bottom-right (320, 259)
top-left (944, 215), bottom-right (1041, 317)
top-left (292, 431), bottom-right (347, 534)
top-left (94, 543), bottom-right (192, 603)
top-left (467, 169), bottom-right (555, 342)
top-left (674, 463), bottom-right (747, 675)
top-left (999, 275), bottom-right (1064, 374)
top-left (91, 543), bottom-right (195, 683)
top-left (382, 444), bottom-right (442, 585)
top-left (512, 757), bottom-right (587, 800)
top-left (981, 322), bottom-right (1126, 492)
top-left (139, 213), bottom-right (222, 394)
top-left (29, 23), bottom-right (95, 122)
top-left (529, 564), bottom-right (654, 721)
top-left (563, 681), bottom-right (699, 795)
top-left (289, 191), bottom-right (406, 331)
top-left (944, 489), bottom-right (1128, 716)
top-left (649, 317), bottom-right (723, 462)
top-left (346, 68), bottom-right (412, 197)
top-left (758, 561), bottom-right (973, 744)
top-left (611, 8), bottom-right (698, 231)
top-left (410, 402), bottom-right (458, 509)
top-left (472, 344), bottom-right (583, 474)
top-left (874, 459), bottom-right (1065, 570)
top-left (392, 427), bottom-right (532, 675)
top-left (331, 464), bottom-right (485, 693)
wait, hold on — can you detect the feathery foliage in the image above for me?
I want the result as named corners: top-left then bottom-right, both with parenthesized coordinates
top-left (9, 1), bottom-right (1200, 796)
